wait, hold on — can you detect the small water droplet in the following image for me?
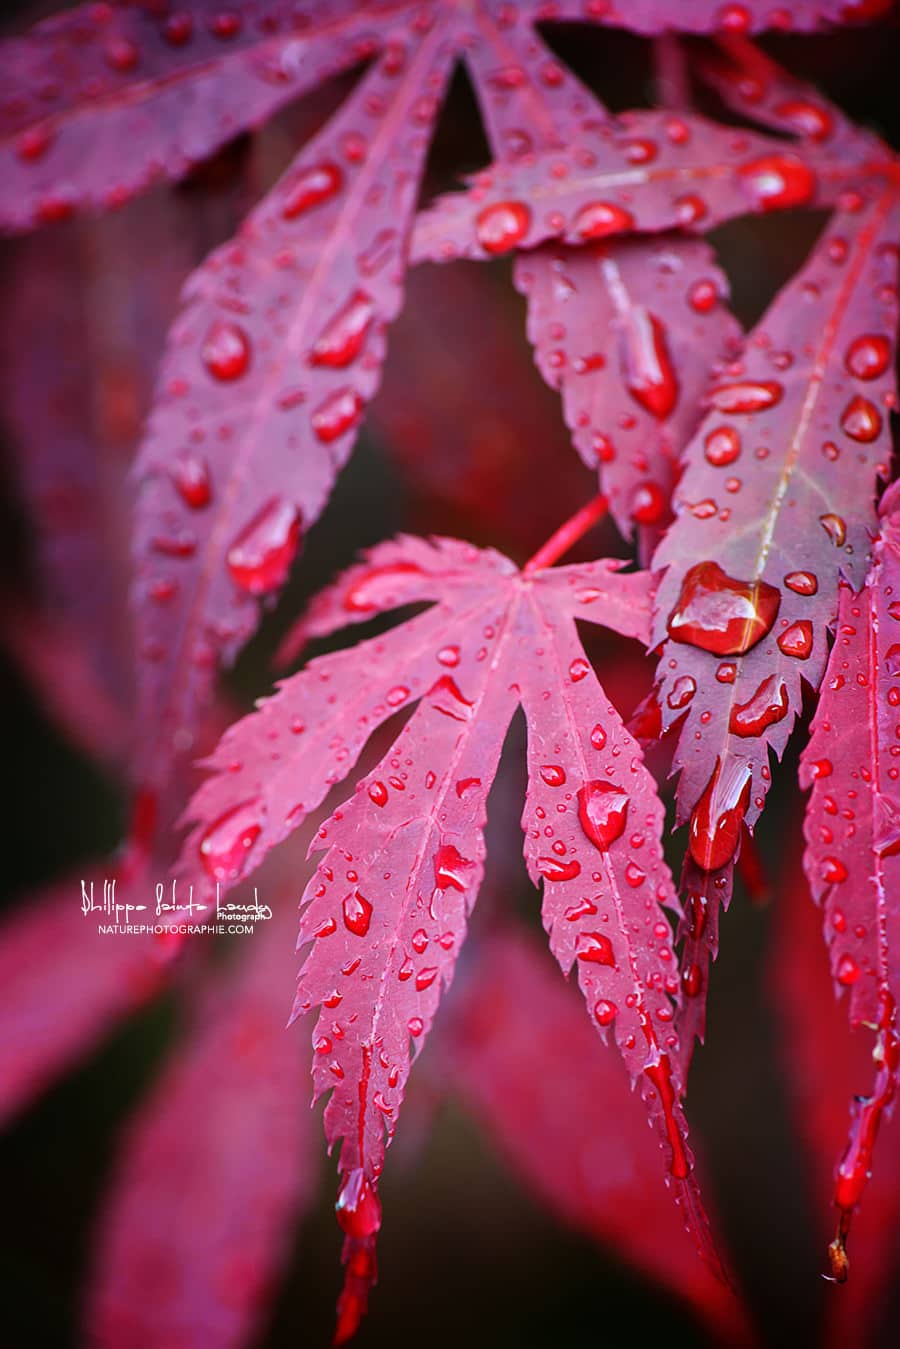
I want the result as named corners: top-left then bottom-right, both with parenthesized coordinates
top-left (202, 320), bottom-right (250, 381)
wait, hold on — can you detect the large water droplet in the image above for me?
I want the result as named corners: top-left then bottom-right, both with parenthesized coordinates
top-left (576, 932), bottom-right (615, 966)
top-left (777, 620), bottom-right (813, 659)
top-left (343, 891), bottom-right (373, 937)
top-left (667, 561), bottom-right (780, 655)
top-left (845, 334), bottom-right (891, 380)
top-left (336, 1168), bottom-right (381, 1238)
top-left (619, 310), bottom-right (678, 419)
top-left (226, 499), bottom-right (301, 595)
top-left (199, 800), bottom-right (263, 882)
top-left (537, 856), bottom-right (581, 882)
top-left (282, 162), bottom-right (343, 219)
top-left (433, 844), bottom-right (474, 891)
top-left (573, 200), bottom-right (633, 239)
top-left (476, 201), bottom-right (531, 254)
top-left (344, 561), bottom-right (422, 613)
top-left (708, 380), bottom-right (782, 414)
top-left (704, 426), bottom-right (741, 467)
top-left (738, 154), bottom-right (816, 211)
top-left (311, 388), bottom-right (364, 443)
top-left (310, 291), bottom-right (375, 368)
top-left (577, 781), bottom-right (629, 852)
top-left (729, 674), bottom-right (789, 737)
top-left (688, 759), bottom-right (751, 871)
top-left (840, 395), bottom-right (882, 443)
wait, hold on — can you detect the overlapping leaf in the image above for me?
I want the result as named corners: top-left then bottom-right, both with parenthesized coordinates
top-left (178, 532), bottom-right (723, 1325)
top-left (771, 851), bottom-right (900, 1345)
top-left (649, 194), bottom-right (898, 1061)
top-left (412, 110), bottom-right (850, 264)
top-left (2, 0), bottom-right (877, 238)
top-left (515, 238), bottom-right (741, 547)
top-left (797, 483), bottom-right (900, 1274)
top-left (0, 0), bottom-right (397, 233)
top-left (447, 929), bottom-right (751, 1344)
top-left (133, 19), bottom-right (455, 796)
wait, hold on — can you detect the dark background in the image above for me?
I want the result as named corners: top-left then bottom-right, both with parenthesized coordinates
top-left (2, 5), bottom-right (900, 1348)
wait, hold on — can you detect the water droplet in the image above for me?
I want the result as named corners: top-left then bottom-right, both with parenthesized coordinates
top-left (573, 200), bottom-right (633, 239)
top-left (667, 561), bottom-right (781, 655)
top-left (619, 310), bottom-right (678, 419)
top-left (577, 781), bottom-right (629, 851)
top-left (840, 395), bottom-right (882, 443)
top-left (310, 290), bottom-right (375, 368)
top-left (708, 380), bottom-right (782, 414)
top-left (415, 967), bottom-right (438, 991)
top-left (336, 1168), bottom-right (381, 1238)
top-left (784, 570), bottom-right (818, 595)
top-left (537, 856), bottom-right (581, 882)
top-left (644, 1055), bottom-right (691, 1179)
top-left (729, 674), bottom-right (789, 737)
top-left (820, 513), bottom-right (847, 546)
top-left (594, 998), bottom-right (617, 1026)
top-left (835, 953), bottom-right (860, 986)
top-left (311, 387), bottom-right (364, 443)
top-left (704, 426), bottom-right (741, 467)
top-left (433, 844), bottom-right (474, 891)
top-left (576, 932), bottom-right (615, 966)
top-left (630, 480), bottom-right (667, 525)
top-left (476, 201), bottom-right (531, 254)
top-left (344, 561), bottom-right (422, 613)
top-left (738, 154), bottom-right (816, 211)
top-left (368, 781), bottom-right (388, 807)
top-left (666, 675), bottom-right (697, 710)
top-left (282, 162), bottom-right (342, 219)
top-left (437, 645), bottom-right (460, 667)
top-left (822, 856), bottom-right (849, 884)
top-left (386, 685), bottom-right (409, 707)
top-left (772, 98), bottom-right (833, 141)
top-left (689, 759), bottom-right (751, 871)
top-left (199, 800), bottom-right (263, 882)
top-left (590, 724), bottom-right (607, 750)
top-left (202, 320), bottom-right (250, 381)
top-left (226, 499), bottom-right (300, 594)
top-left (343, 891), bottom-right (373, 937)
top-left (777, 620), bottom-right (813, 659)
top-left (171, 455), bottom-right (211, 509)
top-left (569, 658), bottom-right (590, 682)
top-left (540, 765), bottom-right (567, 787)
top-left (682, 963), bottom-right (703, 997)
top-left (845, 334), bottom-right (891, 380)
